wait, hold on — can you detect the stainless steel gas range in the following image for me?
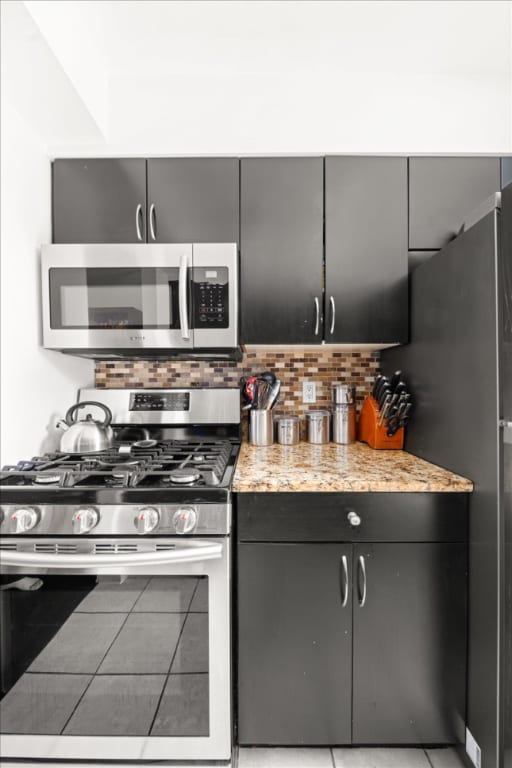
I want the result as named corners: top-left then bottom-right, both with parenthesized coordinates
top-left (0, 387), bottom-right (240, 763)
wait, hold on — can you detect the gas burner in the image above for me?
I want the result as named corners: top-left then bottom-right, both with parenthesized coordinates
top-left (34, 473), bottom-right (62, 485)
top-left (166, 469), bottom-right (201, 485)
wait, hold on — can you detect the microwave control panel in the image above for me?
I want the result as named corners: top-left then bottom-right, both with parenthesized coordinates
top-left (192, 267), bottom-right (229, 328)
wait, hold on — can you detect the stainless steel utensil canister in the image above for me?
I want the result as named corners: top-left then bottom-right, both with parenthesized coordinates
top-left (306, 410), bottom-right (330, 444)
top-left (332, 385), bottom-right (356, 444)
top-left (250, 409), bottom-right (274, 446)
top-left (276, 416), bottom-right (300, 445)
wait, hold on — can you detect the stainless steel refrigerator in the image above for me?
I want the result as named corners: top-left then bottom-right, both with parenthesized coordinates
top-left (382, 183), bottom-right (512, 768)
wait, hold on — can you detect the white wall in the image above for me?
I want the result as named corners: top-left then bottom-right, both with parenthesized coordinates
top-left (0, 102), bottom-right (93, 464)
top-left (43, 0), bottom-right (512, 156)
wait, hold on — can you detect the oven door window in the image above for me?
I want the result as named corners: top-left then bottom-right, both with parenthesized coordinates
top-left (48, 268), bottom-right (184, 330)
top-left (0, 575), bottom-right (209, 737)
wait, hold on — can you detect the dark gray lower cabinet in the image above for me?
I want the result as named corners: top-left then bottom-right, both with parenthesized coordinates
top-left (352, 543), bottom-right (466, 745)
top-left (238, 543), bottom-right (352, 745)
top-left (237, 494), bottom-right (467, 746)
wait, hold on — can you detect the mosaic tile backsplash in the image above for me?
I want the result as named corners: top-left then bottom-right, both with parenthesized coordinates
top-left (95, 348), bottom-right (380, 437)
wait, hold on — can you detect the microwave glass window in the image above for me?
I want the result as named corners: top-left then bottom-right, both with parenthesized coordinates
top-left (49, 268), bottom-right (182, 330)
top-left (0, 575), bottom-right (210, 738)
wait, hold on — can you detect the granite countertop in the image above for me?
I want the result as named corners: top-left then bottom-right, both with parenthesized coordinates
top-left (232, 441), bottom-right (473, 493)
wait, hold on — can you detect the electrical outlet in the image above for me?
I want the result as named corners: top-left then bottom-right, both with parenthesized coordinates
top-left (303, 381), bottom-right (317, 403)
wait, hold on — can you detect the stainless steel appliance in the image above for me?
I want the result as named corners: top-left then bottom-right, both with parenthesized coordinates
top-left (41, 243), bottom-right (239, 357)
top-left (0, 387), bottom-right (240, 762)
top-left (382, 185), bottom-right (512, 768)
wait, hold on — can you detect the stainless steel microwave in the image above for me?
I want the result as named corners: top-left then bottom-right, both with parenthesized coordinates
top-left (41, 243), bottom-right (238, 357)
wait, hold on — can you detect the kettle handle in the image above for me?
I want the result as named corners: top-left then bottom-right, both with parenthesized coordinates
top-left (65, 401), bottom-right (112, 427)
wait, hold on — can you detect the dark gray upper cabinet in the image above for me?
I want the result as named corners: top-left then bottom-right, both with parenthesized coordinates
top-left (146, 158), bottom-right (239, 243)
top-left (502, 156), bottom-right (512, 188)
top-left (238, 542), bottom-right (352, 745)
top-left (352, 542), bottom-right (466, 745)
top-left (240, 157), bottom-right (324, 344)
top-left (52, 159), bottom-right (147, 243)
top-left (409, 157), bottom-right (500, 250)
top-left (325, 157), bottom-right (408, 343)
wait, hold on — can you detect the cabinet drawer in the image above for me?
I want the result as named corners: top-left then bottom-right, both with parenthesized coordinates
top-left (237, 492), bottom-right (467, 543)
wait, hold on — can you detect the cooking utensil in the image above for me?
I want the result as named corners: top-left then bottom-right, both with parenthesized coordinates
top-left (56, 402), bottom-right (114, 455)
top-left (265, 379), bottom-right (281, 410)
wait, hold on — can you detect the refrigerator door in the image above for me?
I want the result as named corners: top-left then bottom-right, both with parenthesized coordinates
top-left (500, 182), bottom-right (512, 768)
top-left (382, 206), bottom-right (502, 767)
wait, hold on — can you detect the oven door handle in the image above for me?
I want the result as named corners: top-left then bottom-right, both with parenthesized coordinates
top-left (0, 539), bottom-right (223, 569)
top-left (179, 252), bottom-right (191, 340)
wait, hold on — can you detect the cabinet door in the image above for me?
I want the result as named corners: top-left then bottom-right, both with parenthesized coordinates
top-left (240, 158), bottom-right (323, 344)
top-left (325, 157), bottom-right (408, 343)
top-left (409, 157), bottom-right (500, 250)
top-left (502, 156), bottom-right (512, 188)
top-left (352, 543), bottom-right (466, 744)
top-left (238, 543), bottom-right (352, 745)
top-left (146, 158), bottom-right (239, 243)
top-left (52, 159), bottom-right (147, 243)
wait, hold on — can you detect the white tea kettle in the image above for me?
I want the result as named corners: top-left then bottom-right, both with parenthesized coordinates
top-left (56, 402), bottom-right (114, 454)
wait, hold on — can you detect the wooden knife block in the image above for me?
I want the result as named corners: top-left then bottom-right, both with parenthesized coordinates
top-left (358, 396), bottom-right (404, 450)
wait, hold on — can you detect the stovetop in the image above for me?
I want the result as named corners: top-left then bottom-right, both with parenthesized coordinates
top-left (1, 437), bottom-right (238, 490)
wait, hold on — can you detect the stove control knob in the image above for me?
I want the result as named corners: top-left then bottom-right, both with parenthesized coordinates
top-left (72, 507), bottom-right (100, 535)
top-left (11, 507), bottom-right (40, 534)
top-left (135, 506), bottom-right (160, 534)
top-left (173, 506), bottom-right (197, 535)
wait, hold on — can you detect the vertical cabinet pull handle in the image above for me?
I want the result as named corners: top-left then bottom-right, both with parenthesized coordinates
top-left (329, 296), bottom-right (336, 335)
top-left (358, 555), bottom-right (367, 607)
top-left (149, 204), bottom-right (156, 240)
top-left (314, 297), bottom-right (320, 335)
top-left (340, 555), bottom-right (349, 607)
top-left (135, 204), bottom-right (143, 241)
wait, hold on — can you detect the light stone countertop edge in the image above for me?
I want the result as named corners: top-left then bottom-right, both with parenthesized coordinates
top-left (232, 441), bottom-right (474, 493)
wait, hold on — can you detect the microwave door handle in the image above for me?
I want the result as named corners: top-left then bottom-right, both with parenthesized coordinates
top-left (179, 253), bottom-right (190, 340)
top-left (0, 540), bottom-right (223, 569)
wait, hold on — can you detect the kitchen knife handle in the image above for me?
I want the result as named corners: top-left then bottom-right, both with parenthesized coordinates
top-left (149, 203), bottom-right (156, 240)
top-left (340, 555), bottom-right (349, 607)
top-left (357, 555), bottom-right (367, 607)
top-left (135, 204), bottom-right (143, 241)
top-left (314, 297), bottom-right (320, 336)
top-left (329, 296), bottom-right (336, 335)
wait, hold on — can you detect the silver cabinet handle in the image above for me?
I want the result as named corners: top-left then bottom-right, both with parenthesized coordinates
top-left (329, 296), bottom-right (336, 334)
top-left (358, 555), bottom-right (367, 607)
top-left (340, 555), bottom-right (349, 607)
top-left (149, 203), bottom-right (156, 240)
top-left (135, 204), bottom-right (143, 241)
top-left (314, 297), bottom-right (320, 335)
top-left (179, 252), bottom-right (190, 340)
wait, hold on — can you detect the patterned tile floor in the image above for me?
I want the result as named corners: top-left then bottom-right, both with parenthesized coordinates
top-left (236, 746), bottom-right (468, 768)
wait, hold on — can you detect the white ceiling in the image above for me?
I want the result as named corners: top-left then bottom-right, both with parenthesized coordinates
top-left (5, 0), bottom-right (512, 153)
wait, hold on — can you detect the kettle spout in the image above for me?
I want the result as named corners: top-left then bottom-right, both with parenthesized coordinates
top-left (56, 419), bottom-right (69, 432)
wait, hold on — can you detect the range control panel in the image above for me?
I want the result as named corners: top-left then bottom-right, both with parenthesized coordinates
top-left (192, 267), bottom-right (229, 328)
top-left (129, 392), bottom-right (190, 411)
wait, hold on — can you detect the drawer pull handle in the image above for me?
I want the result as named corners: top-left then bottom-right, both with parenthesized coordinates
top-left (358, 555), bottom-right (367, 607)
top-left (347, 510), bottom-right (361, 527)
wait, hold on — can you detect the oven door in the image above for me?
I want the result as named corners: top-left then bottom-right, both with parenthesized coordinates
top-left (0, 537), bottom-right (230, 761)
top-left (42, 244), bottom-right (194, 351)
